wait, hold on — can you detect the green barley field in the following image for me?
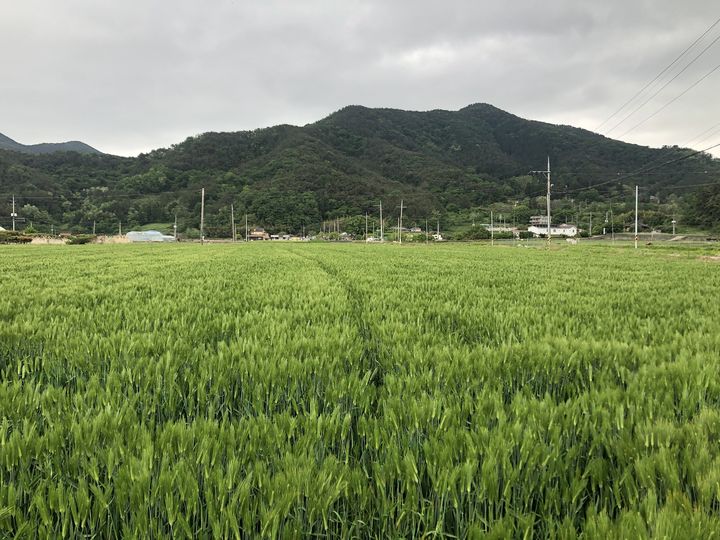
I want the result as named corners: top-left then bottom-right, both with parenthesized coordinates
top-left (2, 242), bottom-right (720, 538)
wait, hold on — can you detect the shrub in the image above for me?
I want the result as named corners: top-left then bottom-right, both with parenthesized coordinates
top-left (65, 234), bottom-right (97, 245)
top-left (0, 231), bottom-right (33, 244)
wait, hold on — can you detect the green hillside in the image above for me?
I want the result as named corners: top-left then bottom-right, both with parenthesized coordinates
top-left (1, 104), bottom-right (719, 234)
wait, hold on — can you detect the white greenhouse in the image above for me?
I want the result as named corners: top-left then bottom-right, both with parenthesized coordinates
top-left (126, 230), bottom-right (176, 242)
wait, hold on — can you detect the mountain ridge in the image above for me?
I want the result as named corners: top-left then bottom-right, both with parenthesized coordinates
top-left (0, 132), bottom-right (101, 155)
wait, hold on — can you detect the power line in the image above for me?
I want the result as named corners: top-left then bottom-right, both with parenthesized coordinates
top-left (689, 125), bottom-right (720, 149)
top-left (610, 171), bottom-right (714, 176)
top-left (605, 29), bottom-right (720, 135)
top-left (0, 186), bottom-right (223, 201)
top-left (522, 143), bottom-right (720, 199)
top-left (595, 16), bottom-right (720, 132)
top-left (601, 117), bottom-right (720, 176)
top-left (650, 180), bottom-right (720, 190)
top-left (561, 142), bottom-right (720, 194)
top-left (617, 60), bottom-right (720, 138)
top-left (683, 119), bottom-right (720, 147)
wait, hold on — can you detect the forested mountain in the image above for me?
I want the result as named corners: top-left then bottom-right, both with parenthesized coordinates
top-left (1, 103), bottom-right (719, 235)
top-left (0, 132), bottom-right (101, 155)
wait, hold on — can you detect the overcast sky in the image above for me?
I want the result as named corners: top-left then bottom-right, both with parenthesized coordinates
top-left (1, 0), bottom-right (719, 157)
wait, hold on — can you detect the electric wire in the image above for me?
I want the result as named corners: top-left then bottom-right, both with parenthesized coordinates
top-left (617, 60), bottom-right (720, 138)
top-left (604, 31), bottom-right (720, 135)
top-left (595, 16), bottom-right (720, 132)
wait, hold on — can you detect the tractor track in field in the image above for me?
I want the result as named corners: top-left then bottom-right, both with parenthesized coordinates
top-left (288, 250), bottom-right (386, 402)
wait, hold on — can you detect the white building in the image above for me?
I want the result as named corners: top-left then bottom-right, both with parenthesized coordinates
top-left (527, 224), bottom-right (577, 237)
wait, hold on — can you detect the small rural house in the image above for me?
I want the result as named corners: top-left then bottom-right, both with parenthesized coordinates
top-left (248, 228), bottom-right (270, 241)
top-left (527, 224), bottom-right (577, 237)
top-left (529, 215), bottom-right (549, 227)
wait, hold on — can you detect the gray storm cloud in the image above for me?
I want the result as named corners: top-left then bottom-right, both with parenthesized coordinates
top-left (1, 0), bottom-right (718, 156)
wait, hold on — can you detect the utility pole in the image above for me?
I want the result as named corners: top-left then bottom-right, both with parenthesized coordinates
top-left (174, 214), bottom-right (178, 240)
top-left (672, 217), bottom-right (677, 235)
top-left (531, 157), bottom-right (552, 243)
top-left (588, 213), bottom-right (592, 238)
top-left (200, 187), bottom-right (205, 245)
top-left (398, 199), bottom-right (405, 245)
top-left (245, 214), bottom-right (249, 242)
top-left (437, 219), bottom-right (440, 240)
top-left (11, 195), bottom-right (16, 232)
top-left (425, 219), bottom-right (429, 244)
top-left (546, 157), bottom-right (551, 241)
top-left (376, 201), bottom-right (384, 242)
top-left (634, 185), bottom-right (639, 249)
top-left (119, 222), bottom-right (122, 236)
top-left (365, 212), bottom-right (368, 242)
top-left (490, 209), bottom-right (494, 246)
top-left (380, 203), bottom-right (384, 242)
top-left (92, 220), bottom-right (96, 235)
top-left (231, 204), bottom-right (236, 242)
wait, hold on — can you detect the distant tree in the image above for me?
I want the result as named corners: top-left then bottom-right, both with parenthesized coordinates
top-left (457, 225), bottom-right (491, 240)
top-left (511, 204), bottom-right (533, 226)
top-left (688, 183), bottom-right (720, 229)
top-left (20, 204), bottom-right (51, 226)
top-left (342, 215), bottom-right (371, 237)
top-left (127, 199), bottom-right (168, 226)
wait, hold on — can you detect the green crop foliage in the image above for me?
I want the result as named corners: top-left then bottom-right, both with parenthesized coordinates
top-left (1, 242), bottom-right (720, 538)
